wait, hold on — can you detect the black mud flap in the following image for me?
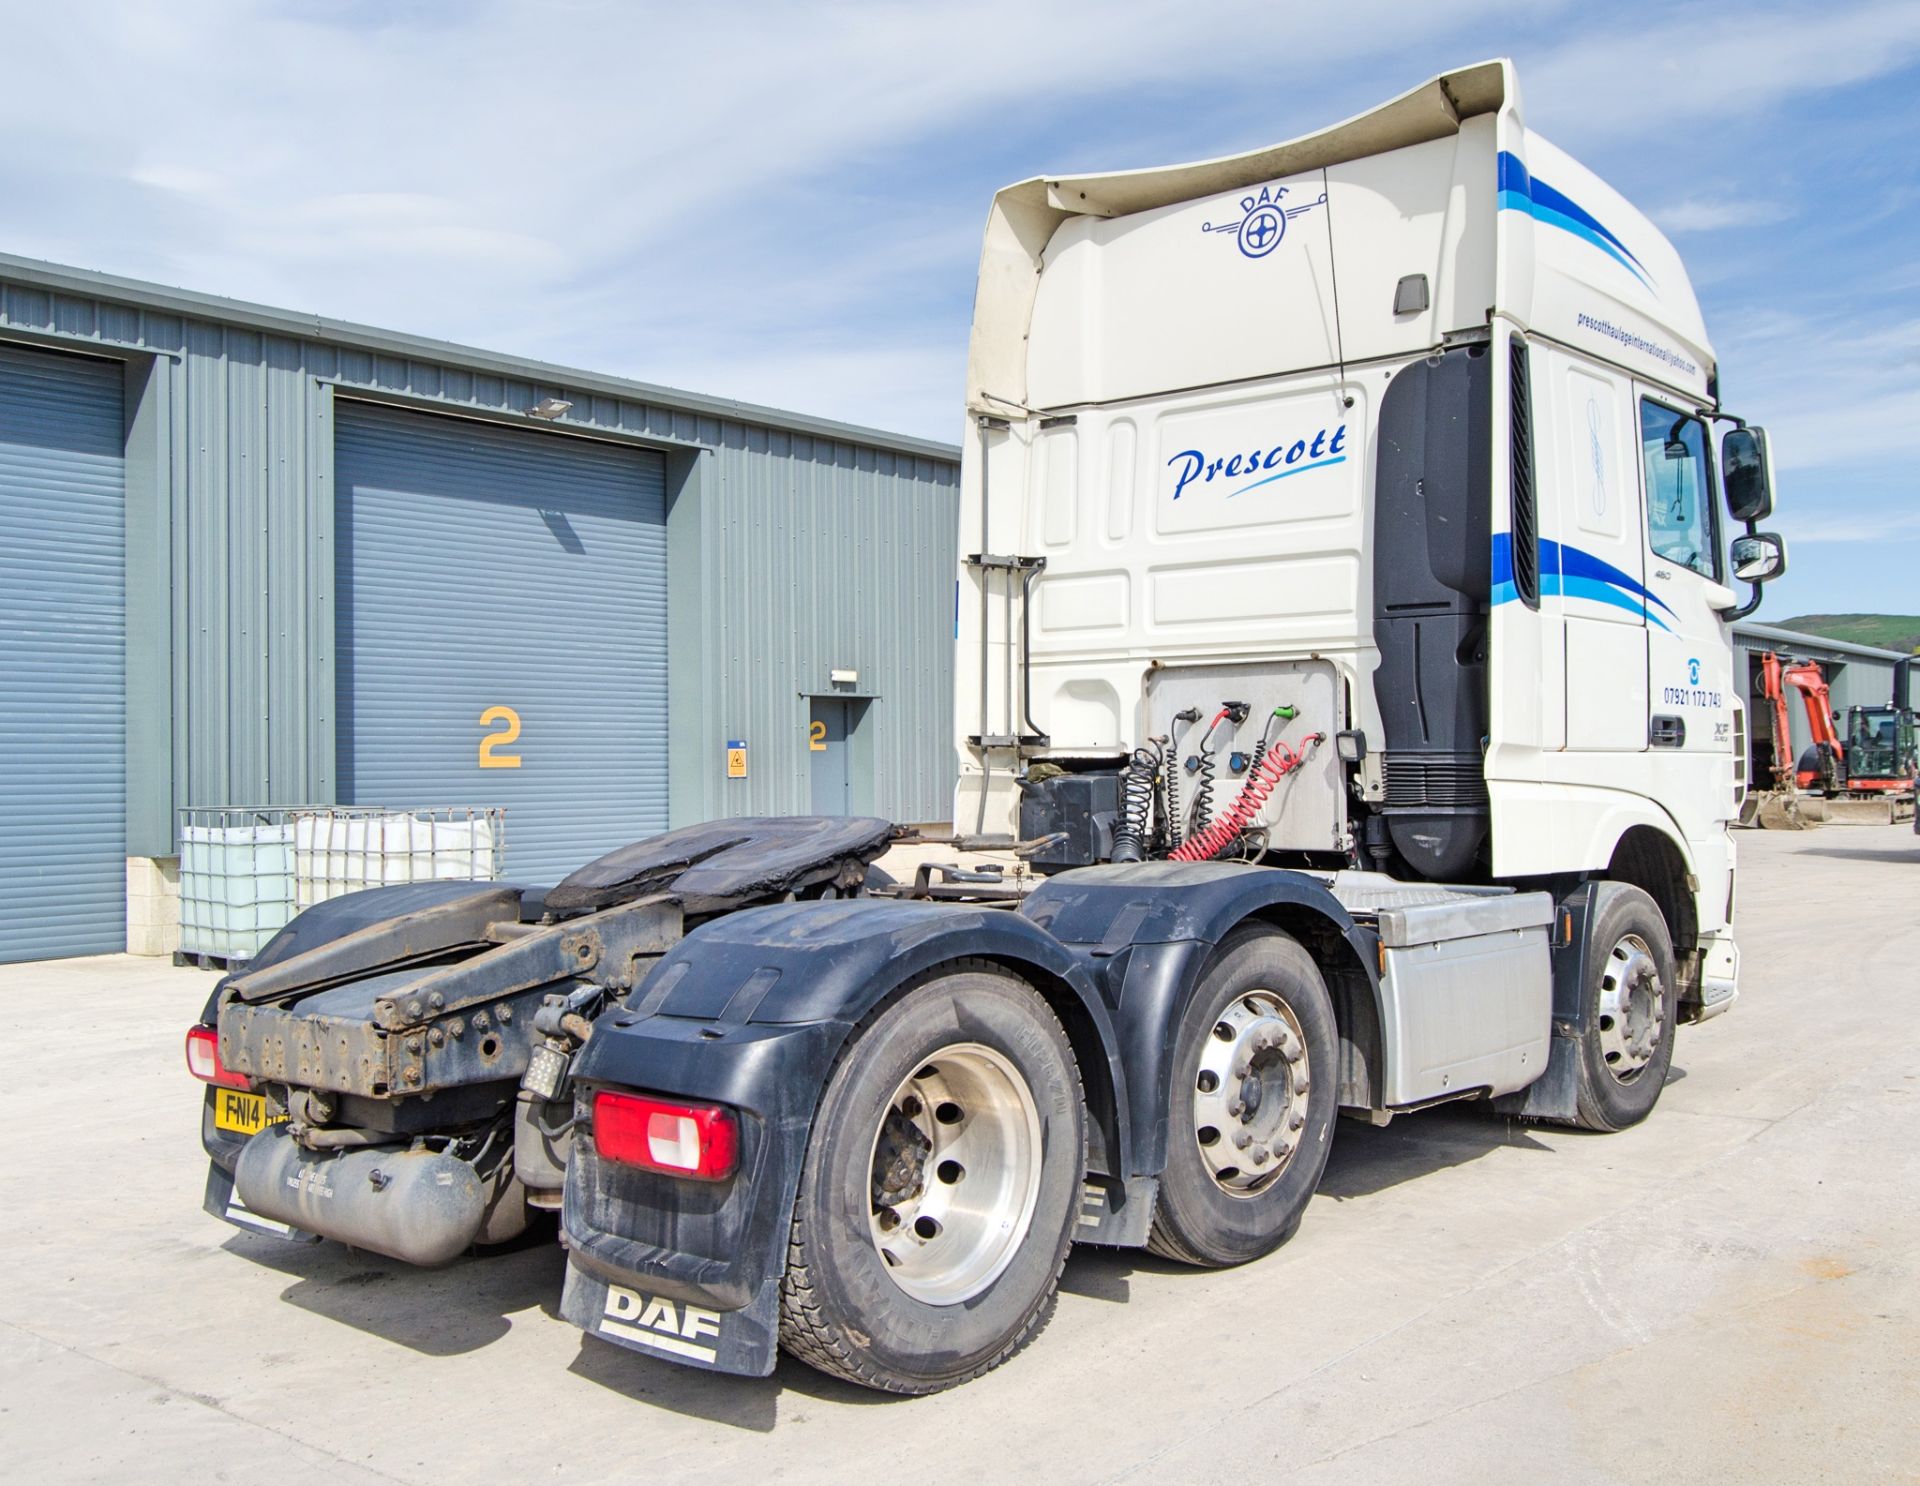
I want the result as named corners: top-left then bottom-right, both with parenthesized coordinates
top-left (561, 1260), bottom-right (781, 1378)
top-left (202, 1160), bottom-right (320, 1245)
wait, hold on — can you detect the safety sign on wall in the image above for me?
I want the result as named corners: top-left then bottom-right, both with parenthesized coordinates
top-left (725, 739), bottom-right (748, 779)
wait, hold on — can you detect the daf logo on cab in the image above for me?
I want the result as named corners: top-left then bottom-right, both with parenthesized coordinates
top-left (1200, 182), bottom-right (1328, 260)
top-left (1168, 424), bottom-right (1347, 501)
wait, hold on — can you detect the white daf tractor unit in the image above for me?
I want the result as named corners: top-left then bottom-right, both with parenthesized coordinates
top-left (187, 60), bottom-right (1785, 1397)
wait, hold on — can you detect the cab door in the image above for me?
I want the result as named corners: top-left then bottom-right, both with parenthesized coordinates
top-left (1546, 350), bottom-right (1648, 751)
top-left (1634, 389), bottom-right (1737, 811)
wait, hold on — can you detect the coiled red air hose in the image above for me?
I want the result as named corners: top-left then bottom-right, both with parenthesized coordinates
top-left (1169, 732), bottom-right (1325, 862)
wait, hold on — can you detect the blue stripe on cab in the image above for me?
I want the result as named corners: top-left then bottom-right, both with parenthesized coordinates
top-left (1496, 150), bottom-right (1653, 290)
top-left (1489, 532), bottom-right (1674, 630)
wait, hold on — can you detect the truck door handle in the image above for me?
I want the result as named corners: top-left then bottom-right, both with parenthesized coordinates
top-left (1650, 715), bottom-right (1686, 748)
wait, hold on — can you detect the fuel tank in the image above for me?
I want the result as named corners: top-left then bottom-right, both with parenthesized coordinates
top-left (232, 1127), bottom-right (492, 1267)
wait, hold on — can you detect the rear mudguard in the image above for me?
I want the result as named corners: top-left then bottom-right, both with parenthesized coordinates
top-left (1020, 862), bottom-right (1384, 1173)
top-left (564, 869), bottom-right (1379, 1377)
top-left (561, 898), bottom-right (1126, 1377)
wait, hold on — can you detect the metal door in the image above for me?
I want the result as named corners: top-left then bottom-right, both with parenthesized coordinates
top-left (809, 698), bottom-right (851, 815)
top-left (334, 403), bottom-right (668, 884)
top-left (0, 343), bottom-right (125, 962)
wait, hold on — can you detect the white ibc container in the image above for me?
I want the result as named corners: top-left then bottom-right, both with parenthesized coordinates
top-left (178, 820), bottom-right (297, 959)
top-left (293, 810), bottom-right (500, 909)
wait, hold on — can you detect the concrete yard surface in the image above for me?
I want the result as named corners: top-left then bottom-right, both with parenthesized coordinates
top-left (2, 825), bottom-right (1915, 1484)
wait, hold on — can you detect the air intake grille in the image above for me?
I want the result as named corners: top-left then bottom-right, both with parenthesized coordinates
top-left (1508, 336), bottom-right (1540, 609)
top-left (1732, 698), bottom-right (1748, 809)
top-left (1382, 754), bottom-right (1490, 810)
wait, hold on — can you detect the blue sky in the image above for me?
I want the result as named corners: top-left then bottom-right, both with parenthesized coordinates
top-left (2, 0), bottom-right (1916, 618)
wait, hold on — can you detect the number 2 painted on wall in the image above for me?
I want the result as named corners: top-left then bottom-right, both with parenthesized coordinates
top-left (479, 706), bottom-right (522, 769)
top-left (809, 721), bottom-right (827, 752)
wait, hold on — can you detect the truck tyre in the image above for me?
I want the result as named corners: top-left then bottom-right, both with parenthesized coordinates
top-left (1571, 884), bottom-right (1678, 1132)
top-left (778, 961), bottom-right (1085, 1394)
top-left (1148, 925), bottom-right (1337, 1268)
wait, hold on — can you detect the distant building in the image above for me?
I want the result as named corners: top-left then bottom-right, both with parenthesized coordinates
top-left (0, 254), bottom-right (959, 963)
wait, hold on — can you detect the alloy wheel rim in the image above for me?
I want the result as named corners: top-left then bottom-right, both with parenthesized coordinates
top-left (1191, 990), bottom-right (1310, 1197)
top-left (866, 1042), bottom-right (1043, 1305)
top-left (1597, 933), bottom-right (1665, 1083)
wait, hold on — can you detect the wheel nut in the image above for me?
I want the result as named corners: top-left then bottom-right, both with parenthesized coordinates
top-left (1233, 1130), bottom-right (1252, 1149)
top-left (1227, 1099), bottom-right (1245, 1118)
top-left (1249, 1145), bottom-right (1270, 1164)
top-left (1289, 1110), bottom-right (1305, 1130)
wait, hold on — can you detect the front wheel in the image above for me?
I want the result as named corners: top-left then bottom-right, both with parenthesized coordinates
top-left (1571, 884), bottom-right (1678, 1132)
top-left (778, 962), bottom-right (1084, 1394)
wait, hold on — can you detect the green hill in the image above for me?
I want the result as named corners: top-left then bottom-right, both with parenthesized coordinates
top-left (1778, 614), bottom-right (1920, 654)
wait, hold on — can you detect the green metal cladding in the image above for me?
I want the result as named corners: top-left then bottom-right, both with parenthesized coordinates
top-left (0, 253), bottom-right (960, 858)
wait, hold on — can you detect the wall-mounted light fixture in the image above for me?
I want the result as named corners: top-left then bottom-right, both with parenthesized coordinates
top-left (528, 397), bottom-right (573, 420)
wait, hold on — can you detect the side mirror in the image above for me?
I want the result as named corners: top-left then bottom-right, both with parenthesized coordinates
top-left (1722, 425), bottom-right (1774, 523)
top-left (1731, 530), bottom-right (1787, 584)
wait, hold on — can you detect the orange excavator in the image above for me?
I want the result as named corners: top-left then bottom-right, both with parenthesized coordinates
top-left (1751, 651), bottom-right (1840, 829)
top-left (1751, 651), bottom-right (1919, 827)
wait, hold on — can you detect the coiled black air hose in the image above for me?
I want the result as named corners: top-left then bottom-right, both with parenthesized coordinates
top-left (1112, 737), bottom-right (1166, 862)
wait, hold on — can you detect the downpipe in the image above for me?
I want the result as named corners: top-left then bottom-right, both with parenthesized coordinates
top-left (232, 1125), bottom-right (519, 1266)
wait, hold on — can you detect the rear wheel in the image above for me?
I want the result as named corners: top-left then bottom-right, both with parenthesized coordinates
top-left (1148, 925), bottom-right (1338, 1268)
top-left (1571, 884), bottom-right (1677, 1132)
top-left (778, 962), bottom-right (1084, 1394)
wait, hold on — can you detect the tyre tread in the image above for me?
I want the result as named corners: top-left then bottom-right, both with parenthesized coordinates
top-left (1565, 886), bottom-right (1677, 1134)
top-left (776, 958), bottom-right (1084, 1394)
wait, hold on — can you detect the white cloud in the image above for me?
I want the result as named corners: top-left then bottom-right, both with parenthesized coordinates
top-left (1524, 0), bottom-right (1920, 144)
top-left (1715, 312), bottom-right (1920, 467)
top-left (1650, 197), bottom-right (1792, 233)
top-left (1775, 507), bottom-right (1920, 544)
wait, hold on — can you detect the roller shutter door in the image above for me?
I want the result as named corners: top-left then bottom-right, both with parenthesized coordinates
top-left (0, 344), bottom-right (126, 963)
top-left (335, 403), bottom-right (668, 884)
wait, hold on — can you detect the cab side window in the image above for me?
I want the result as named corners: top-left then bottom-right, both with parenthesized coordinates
top-left (1639, 399), bottom-right (1718, 580)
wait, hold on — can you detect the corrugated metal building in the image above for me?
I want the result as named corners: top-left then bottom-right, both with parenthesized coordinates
top-left (0, 253), bottom-right (960, 964)
top-left (1732, 620), bottom-right (1911, 780)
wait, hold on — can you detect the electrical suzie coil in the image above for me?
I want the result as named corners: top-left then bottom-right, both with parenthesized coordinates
top-left (1163, 708), bottom-right (1201, 850)
top-left (1184, 706), bottom-right (1231, 841)
top-left (1112, 737), bottom-right (1166, 862)
top-left (1170, 732), bottom-right (1326, 863)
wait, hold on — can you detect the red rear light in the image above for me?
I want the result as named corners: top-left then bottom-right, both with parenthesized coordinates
top-left (593, 1090), bottom-right (738, 1180)
top-left (185, 1026), bottom-right (251, 1090)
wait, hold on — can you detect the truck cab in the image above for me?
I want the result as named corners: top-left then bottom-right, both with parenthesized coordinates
top-left (953, 57), bottom-right (1783, 1025)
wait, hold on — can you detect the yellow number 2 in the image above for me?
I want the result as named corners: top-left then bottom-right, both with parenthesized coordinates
top-left (479, 705), bottom-right (522, 769)
top-left (809, 720), bottom-right (827, 753)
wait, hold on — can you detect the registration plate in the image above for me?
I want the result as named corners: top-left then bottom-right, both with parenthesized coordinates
top-left (211, 1087), bottom-right (284, 1136)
